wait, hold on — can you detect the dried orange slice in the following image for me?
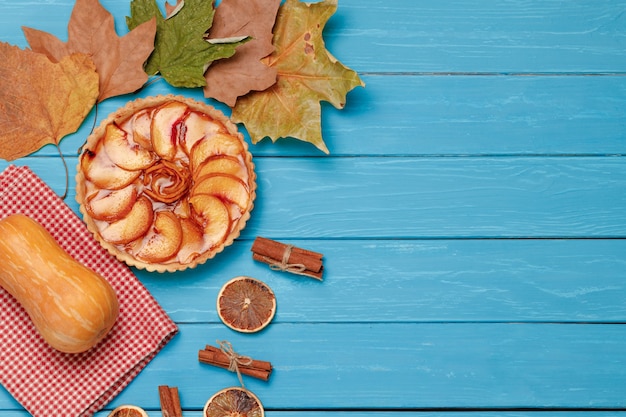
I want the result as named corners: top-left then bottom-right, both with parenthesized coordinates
top-left (204, 387), bottom-right (264, 417)
top-left (108, 405), bottom-right (148, 417)
top-left (217, 276), bottom-right (276, 333)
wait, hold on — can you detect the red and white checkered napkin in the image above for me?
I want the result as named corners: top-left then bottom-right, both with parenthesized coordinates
top-left (0, 165), bottom-right (179, 417)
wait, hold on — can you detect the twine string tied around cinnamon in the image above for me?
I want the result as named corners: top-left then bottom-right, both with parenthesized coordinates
top-left (266, 244), bottom-right (307, 274)
top-left (217, 340), bottom-right (253, 387)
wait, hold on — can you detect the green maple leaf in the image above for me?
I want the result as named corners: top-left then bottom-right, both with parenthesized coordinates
top-left (127, 0), bottom-right (248, 88)
top-left (231, 0), bottom-right (364, 154)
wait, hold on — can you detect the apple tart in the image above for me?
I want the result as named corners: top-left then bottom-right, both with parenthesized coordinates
top-left (76, 95), bottom-right (256, 272)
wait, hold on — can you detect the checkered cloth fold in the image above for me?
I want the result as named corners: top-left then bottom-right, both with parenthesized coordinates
top-left (0, 165), bottom-right (178, 417)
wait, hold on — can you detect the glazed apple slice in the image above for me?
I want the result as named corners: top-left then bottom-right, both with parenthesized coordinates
top-left (99, 196), bottom-right (154, 245)
top-left (227, 203), bottom-right (244, 224)
top-left (195, 155), bottom-right (248, 184)
top-left (134, 211), bottom-right (183, 263)
top-left (189, 194), bottom-right (231, 249)
top-left (103, 123), bottom-right (156, 171)
top-left (85, 184), bottom-right (138, 221)
top-left (173, 198), bottom-right (192, 219)
top-left (189, 133), bottom-right (245, 172)
top-left (151, 101), bottom-right (188, 160)
top-left (180, 111), bottom-right (224, 155)
top-left (80, 141), bottom-right (141, 190)
top-left (177, 218), bottom-right (206, 264)
top-left (191, 174), bottom-right (250, 209)
top-left (129, 108), bottom-right (154, 150)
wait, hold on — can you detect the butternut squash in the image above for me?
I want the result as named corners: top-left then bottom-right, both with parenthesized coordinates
top-left (0, 214), bottom-right (119, 353)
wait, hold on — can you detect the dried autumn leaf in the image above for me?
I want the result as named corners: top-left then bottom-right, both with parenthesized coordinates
top-left (203, 0), bottom-right (281, 107)
top-left (23, 0), bottom-right (156, 102)
top-left (231, 0), bottom-right (364, 154)
top-left (127, 0), bottom-right (248, 88)
top-left (0, 42), bottom-right (99, 161)
top-left (164, 0), bottom-right (184, 17)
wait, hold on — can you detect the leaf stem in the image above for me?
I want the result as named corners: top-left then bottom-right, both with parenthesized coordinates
top-left (55, 144), bottom-right (69, 201)
top-left (144, 75), bottom-right (163, 88)
top-left (78, 102), bottom-right (99, 155)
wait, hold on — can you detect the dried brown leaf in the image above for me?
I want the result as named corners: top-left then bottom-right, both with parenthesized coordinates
top-left (0, 42), bottom-right (99, 161)
top-left (23, 0), bottom-right (156, 102)
top-left (203, 0), bottom-right (280, 106)
top-left (231, 0), bottom-right (364, 154)
top-left (164, 0), bottom-right (184, 17)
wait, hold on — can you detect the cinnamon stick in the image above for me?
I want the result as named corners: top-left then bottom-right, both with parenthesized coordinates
top-left (158, 385), bottom-right (183, 417)
top-left (198, 344), bottom-right (272, 381)
top-left (251, 236), bottom-right (324, 280)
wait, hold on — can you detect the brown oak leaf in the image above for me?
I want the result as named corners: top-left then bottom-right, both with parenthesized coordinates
top-left (23, 0), bottom-right (156, 102)
top-left (203, 0), bottom-right (281, 107)
top-left (0, 42), bottom-right (99, 161)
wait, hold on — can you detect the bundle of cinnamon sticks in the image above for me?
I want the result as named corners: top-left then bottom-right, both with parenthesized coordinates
top-left (198, 343), bottom-right (272, 381)
top-left (251, 236), bottom-right (324, 280)
top-left (158, 385), bottom-right (183, 417)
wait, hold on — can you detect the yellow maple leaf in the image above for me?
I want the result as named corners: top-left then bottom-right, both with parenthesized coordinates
top-left (231, 0), bottom-right (364, 154)
top-left (0, 42), bottom-right (99, 161)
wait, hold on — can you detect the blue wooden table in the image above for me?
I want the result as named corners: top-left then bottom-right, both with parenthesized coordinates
top-left (2, 0), bottom-right (626, 416)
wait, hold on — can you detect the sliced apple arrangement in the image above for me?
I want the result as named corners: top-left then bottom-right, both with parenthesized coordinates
top-left (76, 95), bottom-right (256, 272)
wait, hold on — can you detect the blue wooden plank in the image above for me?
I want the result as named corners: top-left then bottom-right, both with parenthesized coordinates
top-left (93, 412), bottom-right (626, 417)
top-left (2, 0), bottom-right (626, 73)
top-left (107, 413), bottom-right (626, 417)
top-left (19, 74), bottom-right (626, 158)
top-left (4, 412), bottom-right (600, 417)
top-left (3, 155), bottom-right (626, 239)
top-left (99, 323), bottom-right (626, 409)
top-left (132, 239), bottom-right (626, 324)
top-left (6, 412), bottom-right (626, 417)
top-left (330, 0), bottom-right (626, 74)
top-left (298, 75), bottom-right (626, 157)
top-left (0, 1), bottom-right (72, 47)
top-left (248, 156), bottom-right (626, 239)
top-left (1, 323), bottom-right (621, 410)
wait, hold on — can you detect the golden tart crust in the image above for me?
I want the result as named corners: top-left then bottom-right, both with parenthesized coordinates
top-left (76, 95), bottom-right (256, 272)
